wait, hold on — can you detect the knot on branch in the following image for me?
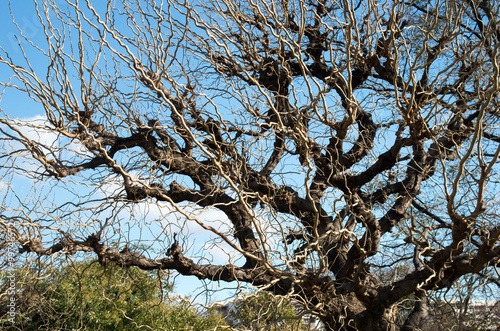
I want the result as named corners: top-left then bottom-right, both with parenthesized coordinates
top-left (125, 185), bottom-right (149, 201)
top-left (166, 233), bottom-right (182, 259)
top-left (120, 245), bottom-right (131, 254)
top-left (86, 232), bottom-right (101, 244)
top-left (85, 233), bottom-right (106, 260)
top-left (276, 185), bottom-right (298, 203)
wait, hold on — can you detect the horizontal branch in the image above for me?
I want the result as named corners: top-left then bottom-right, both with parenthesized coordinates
top-left (17, 234), bottom-right (278, 286)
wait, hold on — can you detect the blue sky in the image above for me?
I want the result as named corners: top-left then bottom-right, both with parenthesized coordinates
top-left (3, 0), bottom-right (499, 309)
top-left (0, 0), bottom-right (249, 304)
top-left (0, 2), bottom-right (44, 117)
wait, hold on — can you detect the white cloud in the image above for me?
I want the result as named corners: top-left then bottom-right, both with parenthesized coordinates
top-left (0, 179), bottom-right (8, 191)
top-left (1, 114), bottom-right (88, 176)
top-left (18, 115), bottom-right (60, 147)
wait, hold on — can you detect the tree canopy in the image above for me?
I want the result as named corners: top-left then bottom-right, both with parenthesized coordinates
top-left (0, 257), bottom-right (228, 330)
top-left (1, 0), bottom-right (500, 330)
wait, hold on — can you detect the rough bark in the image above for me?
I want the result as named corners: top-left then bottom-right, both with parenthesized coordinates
top-left (1, 0), bottom-right (500, 329)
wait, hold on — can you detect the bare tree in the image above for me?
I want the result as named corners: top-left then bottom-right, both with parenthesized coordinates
top-left (1, 0), bottom-right (500, 330)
